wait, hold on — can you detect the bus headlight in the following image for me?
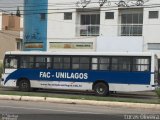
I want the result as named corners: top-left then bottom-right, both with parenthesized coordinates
top-left (1, 78), bottom-right (4, 81)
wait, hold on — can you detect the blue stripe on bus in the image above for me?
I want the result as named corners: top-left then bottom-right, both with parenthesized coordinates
top-left (5, 69), bottom-right (151, 85)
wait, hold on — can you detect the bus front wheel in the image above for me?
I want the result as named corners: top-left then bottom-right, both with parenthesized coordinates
top-left (18, 79), bottom-right (31, 92)
top-left (93, 82), bottom-right (109, 96)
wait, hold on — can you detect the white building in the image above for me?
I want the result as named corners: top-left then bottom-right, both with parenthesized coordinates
top-left (42, 0), bottom-right (159, 57)
top-left (23, 0), bottom-right (160, 59)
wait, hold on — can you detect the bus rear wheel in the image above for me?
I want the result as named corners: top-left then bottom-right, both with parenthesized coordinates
top-left (93, 82), bottom-right (109, 96)
top-left (18, 79), bottom-right (31, 92)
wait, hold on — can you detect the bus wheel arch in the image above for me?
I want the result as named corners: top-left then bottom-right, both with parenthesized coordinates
top-left (17, 78), bottom-right (31, 92)
top-left (93, 80), bottom-right (109, 96)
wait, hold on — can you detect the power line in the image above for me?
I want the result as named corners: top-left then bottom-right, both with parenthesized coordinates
top-left (0, 0), bottom-right (154, 8)
top-left (1, 1), bottom-right (160, 17)
top-left (0, 0), bottom-right (151, 10)
top-left (1, 3), bottom-right (160, 13)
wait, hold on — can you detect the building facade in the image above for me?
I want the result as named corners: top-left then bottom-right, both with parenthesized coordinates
top-left (0, 13), bottom-right (22, 60)
top-left (23, 0), bottom-right (160, 57)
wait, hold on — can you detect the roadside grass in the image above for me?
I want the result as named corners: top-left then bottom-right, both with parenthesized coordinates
top-left (0, 89), bottom-right (160, 104)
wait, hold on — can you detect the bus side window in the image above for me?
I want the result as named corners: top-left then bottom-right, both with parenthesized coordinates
top-left (118, 57), bottom-right (131, 71)
top-left (72, 57), bottom-right (79, 70)
top-left (132, 58), bottom-right (150, 72)
top-left (20, 56), bottom-right (34, 68)
top-left (99, 57), bottom-right (110, 70)
top-left (63, 57), bottom-right (70, 69)
top-left (92, 58), bottom-right (98, 70)
top-left (111, 57), bottom-right (118, 71)
top-left (35, 56), bottom-right (46, 69)
top-left (72, 57), bottom-right (90, 70)
top-left (47, 57), bottom-right (52, 69)
top-left (79, 57), bottom-right (90, 70)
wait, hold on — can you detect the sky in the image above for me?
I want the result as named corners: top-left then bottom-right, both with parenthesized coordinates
top-left (0, 0), bottom-right (23, 14)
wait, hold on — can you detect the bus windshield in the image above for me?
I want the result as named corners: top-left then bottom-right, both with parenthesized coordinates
top-left (5, 56), bottom-right (18, 69)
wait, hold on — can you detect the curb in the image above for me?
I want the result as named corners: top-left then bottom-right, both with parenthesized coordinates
top-left (21, 96), bottom-right (45, 102)
top-left (0, 95), bottom-right (21, 101)
top-left (0, 95), bottom-right (160, 110)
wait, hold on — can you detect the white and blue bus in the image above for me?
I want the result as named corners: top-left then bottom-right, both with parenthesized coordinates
top-left (1, 51), bottom-right (159, 96)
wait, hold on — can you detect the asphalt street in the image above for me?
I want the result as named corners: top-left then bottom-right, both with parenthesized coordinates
top-left (0, 100), bottom-right (159, 120)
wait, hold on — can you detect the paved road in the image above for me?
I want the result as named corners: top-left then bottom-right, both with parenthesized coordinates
top-left (0, 100), bottom-right (159, 120)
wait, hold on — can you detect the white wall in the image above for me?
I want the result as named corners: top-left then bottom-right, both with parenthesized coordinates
top-left (47, 9), bottom-right (76, 39)
top-left (100, 8), bottom-right (119, 37)
top-left (142, 4), bottom-right (160, 58)
top-left (47, 0), bottom-right (160, 39)
top-left (46, 0), bottom-right (160, 56)
top-left (96, 37), bottom-right (143, 52)
top-left (143, 7), bottom-right (160, 44)
top-left (47, 0), bottom-right (119, 39)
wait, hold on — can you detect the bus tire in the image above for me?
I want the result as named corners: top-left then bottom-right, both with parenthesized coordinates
top-left (93, 82), bottom-right (109, 96)
top-left (18, 79), bottom-right (31, 92)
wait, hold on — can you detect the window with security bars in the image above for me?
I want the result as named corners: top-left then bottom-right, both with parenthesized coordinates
top-left (80, 14), bottom-right (100, 36)
top-left (120, 11), bottom-right (143, 36)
